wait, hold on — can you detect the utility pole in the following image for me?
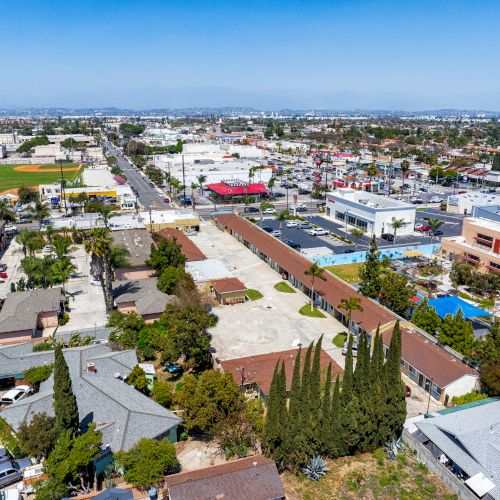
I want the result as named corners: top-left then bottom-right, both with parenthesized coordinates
top-left (182, 154), bottom-right (186, 207)
top-left (60, 161), bottom-right (67, 215)
top-left (387, 156), bottom-right (393, 196)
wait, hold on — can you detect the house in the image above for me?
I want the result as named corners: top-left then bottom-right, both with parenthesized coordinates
top-left (0, 288), bottom-right (64, 344)
top-left (218, 348), bottom-right (343, 401)
top-left (113, 279), bottom-right (174, 322)
top-left (382, 326), bottom-right (478, 404)
top-left (413, 399), bottom-right (500, 499)
top-left (211, 277), bottom-right (247, 305)
top-left (214, 213), bottom-right (396, 337)
top-left (0, 344), bottom-right (181, 454)
top-left (110, 229), bottom-right (156, 280)
top-left (141, 209), bottom-right (200, 232)
top-left (157, 228), bottom-right (206, 262)
top-left (165, 455), bottom-right (285, 500)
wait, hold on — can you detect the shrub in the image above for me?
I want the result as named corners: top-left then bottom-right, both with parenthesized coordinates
top-left (451, 392), bottom-right (487, 406)
top-left (151, 381), bottom-right (173, 408)
top-left (33, 342), bottom-right (54, 352)
top-left (58, 312), bottom-right (69, 326)
top-left (24, 364), bottom-right (54, 388)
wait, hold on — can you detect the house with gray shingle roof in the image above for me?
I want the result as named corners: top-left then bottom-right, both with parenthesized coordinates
top-left (0, 344), bottom-right (181, 453)
top-left (113, 278), bottom-right (174, 322)
top-left (0, 288), bottom-right (63, 344)
top-left (414, 399), bottom-right (500, 499)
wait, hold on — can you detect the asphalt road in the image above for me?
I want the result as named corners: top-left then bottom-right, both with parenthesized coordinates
top-left (104, 141), bottom-right (166, 210)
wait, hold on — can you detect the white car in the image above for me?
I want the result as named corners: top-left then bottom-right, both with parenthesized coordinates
top-left (414, 223), bottom-right (424, 230)
top-left (286, 221), bottom-right (299, 228)
top-left (1, 385), bottom-right (32, 405)
top-left (42, 245), bottom-right (53, 254)
top-left (309, 228), bottom-right (329, 236)
top-left (429, 196), bottom-right (443, 203)
top-left (263, 208), bottom-right (276, 214)
top-left (271, 229), bottom-right (282, 237)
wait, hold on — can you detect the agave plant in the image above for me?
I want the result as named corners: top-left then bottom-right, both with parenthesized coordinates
top-left (303, 455), bottom-right (328, 481)
top-left (384, 437), bottom-right (406, 460)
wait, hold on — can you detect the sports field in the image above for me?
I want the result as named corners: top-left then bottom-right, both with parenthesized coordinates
top-left (0, 163), bottom-right (85, 193)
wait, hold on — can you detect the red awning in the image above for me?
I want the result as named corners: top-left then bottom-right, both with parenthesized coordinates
top-left (207, 183), bottom-right (268, 196)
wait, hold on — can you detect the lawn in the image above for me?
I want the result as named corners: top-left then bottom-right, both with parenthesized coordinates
top-left (0, 163), bottom-right (84, 192)
top-left (274, 281), bottom-right (296, 293)
top-left (332, 332), bottom-right (347, 348)
top-left (281, 449), bottom-right (456, 500)
top-left (325, 263), bottom-right (364, 284)
top-left (246, 289), bottom-right (263, 301)
top-left (299, 304), bottom-right (326, 318)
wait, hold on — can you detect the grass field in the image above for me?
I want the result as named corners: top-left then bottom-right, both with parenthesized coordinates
top-left (0, 163), bottom-right (84, 192)
top-left (325, 263), bottom-right (364, 284)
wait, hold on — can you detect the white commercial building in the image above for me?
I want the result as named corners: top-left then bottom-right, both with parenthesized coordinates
top-left (325, 188), bottom-right (416, 237)
top-left (447, 191), bottom-right (500, 215)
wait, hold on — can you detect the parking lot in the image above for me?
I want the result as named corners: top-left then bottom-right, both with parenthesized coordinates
top-left (191, 222), bottom-right (346, 365)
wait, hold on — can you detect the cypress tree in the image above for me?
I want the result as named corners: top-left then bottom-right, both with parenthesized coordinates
top-left (299, 341), bottom-right (315, 458)
top-left (327, 375), bottom-right (341, 457)
top-left (382, 322), bottom-right (406, 443)
top-left (370, 327), bottom-right (386, 448)
top-left (274, 361), bottom-right (289, 468)
top-left (341, 336), bottom-right (354, 407)
top-left (359, 235), bottom-right (382, 299)
top-left (309, 336), bottom-right (323, 455)
top-left (263, 361), bottom-right (281, 455)
top-left (319, 363), bottom-right (332, 454)
top-left (353, 332), bottom-right (372, 451)
top-left (339, 395), bottom-right (360, 456)
top-left (53, 344), bottom-right (79, 437)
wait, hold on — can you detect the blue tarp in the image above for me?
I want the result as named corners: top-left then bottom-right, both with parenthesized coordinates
top-left (428, 296), bottom-right (493, 319)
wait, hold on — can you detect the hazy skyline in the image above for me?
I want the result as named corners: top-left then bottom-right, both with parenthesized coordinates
top-left (2, 0), bottom-right (499, 110)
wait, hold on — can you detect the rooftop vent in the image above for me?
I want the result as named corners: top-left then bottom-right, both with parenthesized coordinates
top-left (86, 362), bottom-right (95, 373)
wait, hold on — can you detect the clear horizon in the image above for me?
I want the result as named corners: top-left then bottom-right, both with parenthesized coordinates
top-left (1, 0), bottom-right (499, 111)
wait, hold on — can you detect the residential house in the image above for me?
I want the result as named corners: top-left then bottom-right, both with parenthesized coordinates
top-left (113, 278), bottom-right (174, 322)
top-left (0, 288), bottom-right (64, 344)
top-left (165, 456), bottom-right (285, 500)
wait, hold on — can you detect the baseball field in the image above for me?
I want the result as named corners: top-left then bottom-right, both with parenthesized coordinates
top-left (0, 163), bottom-right (85, 194)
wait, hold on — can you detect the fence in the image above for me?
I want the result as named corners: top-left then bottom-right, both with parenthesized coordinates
top-left (310, 243), bottom-right (442, 267)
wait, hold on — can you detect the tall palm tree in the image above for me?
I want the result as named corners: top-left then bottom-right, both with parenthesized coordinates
top-left (29, 199), bottom-right (50, 228)
top-left (427, 218), bottom-right (443, 242)
top-left (197, 175), bottom-right (207, 194)
top-left (267, 177), bottom-right (275, 195)
top-left (276, 210), bottom-right (288, 233)
top-left (84, 228), bottom-right (113, 311)
top-left (51, 257), bottom-right (76, 293)
top-left (305, 263), bottom-right (326, 311)
top-left (400, 160), bottom-right (410, 191)
top-left (25, 232), bottom-right (44, 257)
top-left (44, 224), bottom-right (57, 244)
top-left (338, 296), bottom-right (364, 336)
top-left (16, 229), bottom-right (34, 258)
top-left (0, 200), bottom-right (16, 223)
top-left (349, 228), bottom-right (365, 251)
top-left (52, 235), bottom-right (75, 260)
top-left (365, 163), bottom-right (378, 190)
top-left (390, 217), bottom-right (407, 244)
top-left (99, 205), bottom-right (118, 228)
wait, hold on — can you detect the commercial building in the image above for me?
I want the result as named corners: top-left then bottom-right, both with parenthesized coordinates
top-left (441, 206), bottom-right (500, 273)
top-left (205, 181), bottom-right (268, 199)
top-left (446, 192), bottom-right (500, 215)
top-left (141, 209), bottom-right (200, 232)
top-left (325, 188), bottom-right (416, 237)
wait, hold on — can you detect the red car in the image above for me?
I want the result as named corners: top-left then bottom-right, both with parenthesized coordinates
top-left (0, 272), bottom-right (7, 279)
top-left (416, 225), bottom-right (432, 232)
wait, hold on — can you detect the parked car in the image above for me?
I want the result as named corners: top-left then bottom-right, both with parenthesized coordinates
top-left (410, 197), bottom-right (424, 204)
top-left (414, 223), bottom-right (424, 230)
top-left (0, 447), bottom-right (9, 464)
top-left (381, 233), bottom-right (394, 241)
top-left (0, 459), bottom-right (32, 489)
top-left (298, 188), bottom-right (312, 195)
top-left (1, 385), bottom-right (32, 405)
top-left (295, 206), bottom-right (308, 212)
top-left (429, 196), bottom-right (443, 203)
top-left (416, 225), bottom-right (432, 232)
top-left (271, 229), bottom-right (282, 237)
top-left (272, 192), bottom-right (285, 198)
top-left (308, 228), bottom-right (329, 236)
top-left (43, 245), bottom-right (53, 254)
top-left (298, 222), bottom-right (312, 230)
top-left (165, 363), bottom-right (181, 374)
top-left (286, 220), bottom-right (299, 228)
top-left (261, 226), bottom-right (273, 233)
top-left (0, 264), bottom-right (7, 272)
top-left (244, 206), bottom-right (259, 213)
top-left (283, 239), bottom-right (300, 250)
top-left (263, 208), bottom-right (276, 215)
top-left (418, 187), bottom-right (428, 192)
top-left (405, 385), bottom-right (411, 398)
top-left (344, 249), bottom-right (355, 253)
top-left (342, 340), bottom-right (358, 357)
top-left (433, 229), bottom-right (444, 236)
top-left (0, 272), bottom-right (7, 279)
top-left (402, 183), bottom-right (411, 190)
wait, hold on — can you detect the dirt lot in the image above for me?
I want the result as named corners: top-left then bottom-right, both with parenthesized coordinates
top-left (281, 449), bottom-right (457, 500)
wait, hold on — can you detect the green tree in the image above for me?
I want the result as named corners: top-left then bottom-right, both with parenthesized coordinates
top-left (151, 381), bottom-right (173, 408)
top-left (389, 217), bottom-right (407, 244)
top-left (304, 262), bottom-right (326, 311)
top-left (359, 235), bottom-right (382, 299)
top-left (438, 309), bottom-right (475, 355)
top-left (0, 200), bottom-right (16, 223)
top-left (157, 265), bottom-right (183, 294)
top-left (365, 163), bottom-right (378, 186)
top-left (29, 199), bottom-right (51, 228)
top-left (147, 236), bottom-right (187, 273)
top-left (98, 204), bottom-right (118, 228)
top-left (126, 365), bottom-right (149, 394)
top-left (412, 298), bottom-right (442, 336)
top-left (492, 154), bottom-right (500, 172)
top-left (379, 271), bottom-right (415, 317)
top-left (174, 370), bottom-right (242, 435)
top-left (53, 344), bottom-right (80, 437)
top-left (17, 412), bottom-right (56, 459)
top-left (349, 227), bottom-right (365, 250)
top-left (427, 218), bottom-right (443, 240)
top-left (338, 297), bottom-right (363, 336)
top-left (17, 185), bottom-right (38, 204)
top-left (24, 364), bottom-right (54, 389)
top-left (475, 318), bottom-right (500, 396)
top-left (17, 135), bottom-right (50, 153)
top-left (341, 336), bottom-right (354, 407)
top-left (115, 438), bottom-right (178, 490)
top-left (450, 260), bottom-right (474, 287)
top-left (51, 257), bottom-right (76, 293)
top-left (197, 174), bottom-right (207, 194)
top-left (327, 375), bottom-right (341, 457)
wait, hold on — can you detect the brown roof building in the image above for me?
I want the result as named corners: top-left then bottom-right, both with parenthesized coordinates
top-left (220, 348), bottom-right (343, 398)
top-left (211, 277), bottom-right (247, 305)
top-left (157, 228), bottom-right (206, 262)
top-left (214, 213), bottom-right (396, 334)
top-left (165, 455), bottom-right (285, 500)
top-left (382, 326), bottom-right (478, 404)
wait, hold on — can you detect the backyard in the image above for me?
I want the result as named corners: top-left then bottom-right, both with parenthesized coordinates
top-left (325, 263), bottom-right (364, 284)
top-left (0, 163), bottom-right (85, 193)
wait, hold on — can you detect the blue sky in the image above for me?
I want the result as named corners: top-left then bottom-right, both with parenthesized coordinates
top-left (1, 0), bottom-right (499, 110)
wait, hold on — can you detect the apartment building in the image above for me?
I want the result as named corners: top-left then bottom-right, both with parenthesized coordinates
top-left (441, 205), bottom-right (500, 273)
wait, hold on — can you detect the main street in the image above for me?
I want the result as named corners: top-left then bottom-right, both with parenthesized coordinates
top-left (104, 141), bottom-right (166, 210)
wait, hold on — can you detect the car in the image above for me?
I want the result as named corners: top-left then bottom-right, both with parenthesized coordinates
top-left (0, 459), bottom-right (32, 489)
top-left (295, 206), bottom-right (308, 212)
top-left (286, 220), bottom-right (299, 228)
top-left (344, 249), bottom-right (355, 253)
top-left (429, 196), bottom-right (443, 203)
top-left (262, 226), bottom-right (273, 233)
top-left (244, 206), bottom-right (259, 213)
top-left (405, 385), bottom-right (411, 398)
top-left (0, 264), bottom-right (6, 272)
top-left (402, 183), bottom-right (411, 190)
top-left (418, 187), bottom-right (428, 192)
top-left (298, 222), bottom-right (312, 230)
top-left (1, 385), bottom-right (31, 405)
top-left (433, 229), bottom-right (444, 236)
top-left (342, 340), bottom-right (358, 357)
top-left (0, 272), bottom-right (7, 279)
top-left (381, 233), bottom-right (394, 241)
top-left (271, 229), bottom-right (282, 237)
top-left (298, 189), bottom-right (312, 195)
top-left (414, 223), bottom-right (424, 230)
top-left (165, 363), bottom-right (181, 374)
top-left (410, 197), bottom-right (424, 204)
top-left (272, 192), bottom-right (285, 198)
top-left (416, 225), bottom-right (432, 232)
top-left (263, 208), bottom-right (276, 214)
top-left (308, 228), bottom-right (329, 236)
top-left (43, 245), bottom-right (53, 254)
top-left (283, 239), bottom-right (301, 250)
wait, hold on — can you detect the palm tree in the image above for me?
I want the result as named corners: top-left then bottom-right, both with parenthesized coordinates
top-left (197, 175), bottom-right (207, 194)
top-left (365, 163), bottom-right (378, 190)
top-left (99, 205), bottom-right (118, 228)
top-left (390, 217), bottom-right (407, 244)
top-left (0, 200), bottom-right (16, 223)
top-left (84, 228), bottom-right (113, 312)
top-left (400, 160), bottom-right (410, 191)
top-left (305, 263), bottom-right (326, 311)
top-left (267, 177), bottom-right (275, 195)
top-left (51, 257), bottom-right (76, 293)
top-left (349, 228), bottom-right (365, 251)
top-left (16, 229), bottom-right (34, 258)
top-left (276, 210), bottom-right (289, 233)
top-left (25, 232), bottom-right (44, 257)
top-left (43, 224), bottom-right (57, 244)
top-left (52, 235), bottom-right (75, 260)
top-left (29, 199), bottom-right (50, 228)
top-left (427, 218), bottom-right (443, 242)
top-left (338, 296), bottom-right (363, 336)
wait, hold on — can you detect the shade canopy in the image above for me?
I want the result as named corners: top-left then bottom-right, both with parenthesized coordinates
top-left (403, 250), bottom-right (423, 257)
